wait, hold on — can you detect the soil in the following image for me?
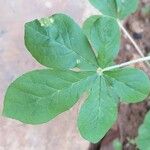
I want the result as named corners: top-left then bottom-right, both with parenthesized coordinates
top-left (89, 1), bottom-right (150, 150)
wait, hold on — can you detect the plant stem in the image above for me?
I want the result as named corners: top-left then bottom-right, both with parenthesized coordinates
top-left (117, 20), bottom-right (150, 68)
top-left (117, 20), bottom-right (144, 57)
top-left (102, 56), bottom-right (150, 72)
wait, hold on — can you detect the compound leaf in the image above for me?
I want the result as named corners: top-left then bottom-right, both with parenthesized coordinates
top-left (25, 13), bottom-right (98, 70)
top-left (89, 0), bottom-right (139, 19)
top-left (78, 76), bottom-right (118, 143)
top-left (3, 8), bottom-right (150, 144)
top-left (136, 111), bottom-right (150, 150)
top-left (3, 69), bottom-right (97, 124)
top-left (83, 16), bottom-right (120, 68)
top-left (104, 67), bottom-right (150, 103)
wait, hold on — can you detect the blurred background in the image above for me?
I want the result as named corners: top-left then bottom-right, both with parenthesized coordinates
top-left (0, 0), bottom-right (150, 150)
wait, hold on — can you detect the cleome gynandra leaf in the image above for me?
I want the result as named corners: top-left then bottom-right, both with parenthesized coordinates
top-left (3, 0), bottom-right (150, 144)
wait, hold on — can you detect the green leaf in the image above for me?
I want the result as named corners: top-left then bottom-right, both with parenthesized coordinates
top-left (83, 16), bottom-right (120, 68)
top-left (78, 76), bottom-right (118, 143)
top-left (104, 67), bottom-right (150, 103)
top-left (89, 0), bottom-right (117, 18)
top-left (136, 111), bottom-right (150, 150)
top-left (83, 15), bottom-right (100, 40)
top-left (25, 13), bottom-right (98, 70)
top-left (3, 69), bottom-right (97, 124)
top-left (89, 0), bottom-right (139, 19)
top-left (115, 0), bottom-right (139, 19)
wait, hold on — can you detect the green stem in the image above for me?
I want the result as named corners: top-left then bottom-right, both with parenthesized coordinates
top-left (101, 56), bottom-right (150, 72)
top-left (117, 20), bottom-right (150, 68)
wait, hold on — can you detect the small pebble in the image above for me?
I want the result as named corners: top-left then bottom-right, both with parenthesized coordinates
top-left (132, 32), bottom-right (142, 40)
top-left (126, 44), bottom-right (131, 50)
